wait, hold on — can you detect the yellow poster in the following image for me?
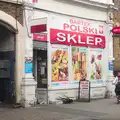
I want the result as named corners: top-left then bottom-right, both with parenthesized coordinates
top-left (72, 47), bottom-right (87, 81)
top-left (51, 46), bottom-right (68, 82)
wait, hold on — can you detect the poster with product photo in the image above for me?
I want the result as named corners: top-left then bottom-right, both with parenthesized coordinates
top-left (89, 49), bottom-right (103, 81)
top-left (72, 47), bottom-right (87, 81)
top-left (51, 45), bottom-right (69, 82)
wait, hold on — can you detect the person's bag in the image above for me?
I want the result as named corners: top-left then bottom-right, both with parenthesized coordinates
top-left (112, 79), bottom-right (116, 85)
top-left (113, 77), bottom-right (118, 85)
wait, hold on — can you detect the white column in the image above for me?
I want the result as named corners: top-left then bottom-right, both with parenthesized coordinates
top-left (21, 8), bottom-right (37, 107)
top-left (106, 23), bottom-right (115, 98)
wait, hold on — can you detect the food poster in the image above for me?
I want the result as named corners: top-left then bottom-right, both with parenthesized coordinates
top-left (89, 49), bottom-right (103, 80)
top-left (51, 45), bottom-right (69, 82)
top-left (72, 47), bottom-right (87, 81)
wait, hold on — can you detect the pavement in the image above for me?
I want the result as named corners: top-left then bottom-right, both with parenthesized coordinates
top-left (0, 98), bottom-right (120, 120)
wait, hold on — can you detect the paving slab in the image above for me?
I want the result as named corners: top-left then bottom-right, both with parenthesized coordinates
top-left (0, 99), bottom-right (120, 120)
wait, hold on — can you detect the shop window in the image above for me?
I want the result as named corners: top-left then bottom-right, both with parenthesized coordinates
top-left (89, 49), bottom-right (103, 80)
top-left (51, 45), bottom-right (69, 82)
top-left (72, 47), bottom-right (87, 81)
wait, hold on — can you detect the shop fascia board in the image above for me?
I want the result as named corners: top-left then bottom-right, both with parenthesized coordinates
top-left (70, 0), bottom-right (115, 10)
top-left (30, 17), bottom-right (47, 33)
top-left (30, 17), bottom-right (47, 26)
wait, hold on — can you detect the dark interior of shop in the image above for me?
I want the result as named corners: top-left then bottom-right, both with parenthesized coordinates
top-left (0, 24), bottom-right (15, 104)
top-left (33, 49), bottom-right (47, 89)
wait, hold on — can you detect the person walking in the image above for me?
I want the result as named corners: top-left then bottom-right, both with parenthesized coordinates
top-left (113, 75), bottom-right (120, 103)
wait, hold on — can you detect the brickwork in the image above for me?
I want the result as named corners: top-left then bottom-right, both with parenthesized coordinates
top-left (113, 0), bottom-right (120, 71)
top-left (113, 37), bottom-right (120, 71)
top-left (0, 1), bottom-right (23, 25)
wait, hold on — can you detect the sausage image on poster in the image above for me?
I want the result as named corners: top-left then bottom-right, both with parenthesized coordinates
top-left (51, 45), bottom-right (69, 82)
top-left (89, 49), bottom-right (103, 80)
top-left (72, 47), bottom-right (87, 81)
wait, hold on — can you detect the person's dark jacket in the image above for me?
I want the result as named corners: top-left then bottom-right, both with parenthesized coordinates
top-left (115, 81), bottom-right (120, 95)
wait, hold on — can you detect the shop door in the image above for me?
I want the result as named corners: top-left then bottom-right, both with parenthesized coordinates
top-left (37, 50), bottom-right (47, 88)
top-left (0, 51), bottom-right (15, 103)
top-left (0, 24), bottom-right (15, 104)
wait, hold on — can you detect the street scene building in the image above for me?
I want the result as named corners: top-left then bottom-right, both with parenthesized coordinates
top-left (0, 0), bottom-right (116, 108)
top-left (24, 0), bottom-right (115, 106)
top-left (0, 0), bottom-right (24, 104)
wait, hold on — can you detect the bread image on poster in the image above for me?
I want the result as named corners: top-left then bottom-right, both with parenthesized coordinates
top-left (72, 47), bottom-right (87, 81)
top-left (51, 47), bottom-right (68, 82)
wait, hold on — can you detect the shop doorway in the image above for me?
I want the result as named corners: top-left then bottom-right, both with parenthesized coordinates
top-left (33, 49), bottom-right (47, 88)
top-left (0, 24), bottom-right (15, 104)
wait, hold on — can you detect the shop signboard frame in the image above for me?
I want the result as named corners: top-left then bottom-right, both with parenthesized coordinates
top-left (78, 80), bottom-right (91, 102)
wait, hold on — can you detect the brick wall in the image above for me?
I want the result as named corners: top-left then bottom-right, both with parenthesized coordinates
top-left (0, 1), bottom-right (23, 25)
top-left (113, 37), bottom-right (120, 71)
top-left (113, 0), bottom-right (120, 72)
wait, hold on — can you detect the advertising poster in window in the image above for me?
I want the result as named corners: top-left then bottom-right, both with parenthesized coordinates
top-left (89, 49), bottom-right (104, 86)
top-left (72, 47), bottom-right (87, 81)
top-left (51, 45), bottom-right (69, 83)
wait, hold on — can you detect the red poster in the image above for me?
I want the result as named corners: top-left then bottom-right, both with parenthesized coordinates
top-left (50, 29), bottom-right (105, 48)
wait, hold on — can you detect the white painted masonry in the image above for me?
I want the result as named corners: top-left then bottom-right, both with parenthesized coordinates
top-left (22, 0), bottom-right (115, 106)
top-left (0, 10), bottom-right (25, 103)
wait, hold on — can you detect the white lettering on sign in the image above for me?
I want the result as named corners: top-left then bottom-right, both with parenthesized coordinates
top-left (56, 32), bottom-right (103, 46)
top-left (57, 32), bottom-right (66, 42)
top-left (78, 35), bottom-right (85, 44)
top-left (95, 38), bottom-right (102, 45)
top-left (68, 34), bottom-right (77, 43)
top-left (86, 36), bottom-right (94, 45)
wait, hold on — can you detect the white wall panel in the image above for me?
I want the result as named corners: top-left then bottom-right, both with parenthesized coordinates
top-left (90, 0), bottom-right (113, 4)
top-left (32, 0), bottom-right (108, 21)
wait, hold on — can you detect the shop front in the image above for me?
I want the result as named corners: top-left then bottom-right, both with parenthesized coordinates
top-left (47, 15), bottom-right (107, 103)
top-left (31, 14), bottom-right (108, 103)
top-left (33, 33), bottom-right (48, 104)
